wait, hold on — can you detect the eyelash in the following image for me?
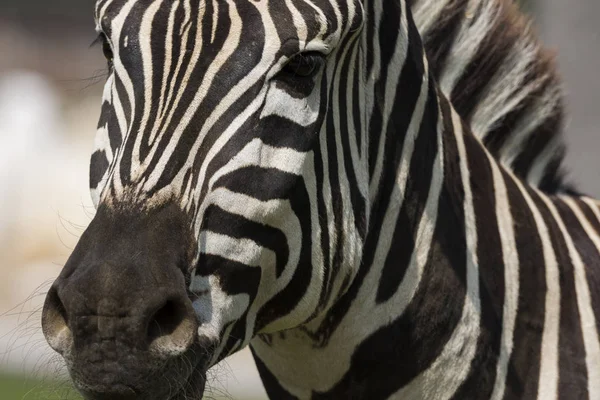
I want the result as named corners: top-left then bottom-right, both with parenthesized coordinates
top-left (91, 33), bottom-right (114, 69)
top-left (280, 52), bottom-right (326, 78)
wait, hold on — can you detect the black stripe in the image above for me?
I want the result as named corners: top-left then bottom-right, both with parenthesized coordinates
top-left (90, 150), bottom-right (110, 190)
top-left (367, 0), bottom-right (402, 181)
top-left (289, 0), bottom-right (325, 43)
top-left (195, 254), bottom-right (261, 297)
top-left (213, 166), bottom-right (301, 201)
top-left (351, 46), bottom-right (363, 159)
top-left (255, 169), bottom-right (313, 331)
top-left (269, 0), bottom-right (300, 51)
top-left (199, 203), bottom-right (288, 277)
top-left (501, 177), bottom-right (545, 400)
top-left (97, 100), bottom-right (122, 153)
top-left (116, 2), bottom-right (150, 185)
top-left (113, 74), bottom-right (131, 134)
top-left (452, 121), bottom-right (505, 398)
top-left (375, 77), bottom-right (435, 303)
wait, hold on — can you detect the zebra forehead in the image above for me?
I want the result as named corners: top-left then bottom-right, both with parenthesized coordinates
top-left (93, 0), bottom-right (360, 45)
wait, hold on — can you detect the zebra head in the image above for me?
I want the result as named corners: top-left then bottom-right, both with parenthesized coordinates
top-left (42, 0), bottom-right (366, 398)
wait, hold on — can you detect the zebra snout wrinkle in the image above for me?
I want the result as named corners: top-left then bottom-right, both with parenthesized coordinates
top-left (42, 276), bottom-right (199, 359)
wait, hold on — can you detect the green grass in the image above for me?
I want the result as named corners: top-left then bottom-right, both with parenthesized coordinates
top-left (0, 373), bottom-right (82, 400)
top-left (0, 373), bottom-right (261, 400)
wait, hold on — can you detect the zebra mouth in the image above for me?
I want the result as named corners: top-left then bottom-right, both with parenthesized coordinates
top-left (74, 368), bottom-right (206, 400)
top-left (69, 340), bottom-right (208, 400)
top-left (77, 383), bottom-right (140, 399)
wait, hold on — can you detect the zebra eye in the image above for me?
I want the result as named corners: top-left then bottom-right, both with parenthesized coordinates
top-left (281, 52), bottom-right (325, 78)
top-left (92, 33), bottom-right (114, 68)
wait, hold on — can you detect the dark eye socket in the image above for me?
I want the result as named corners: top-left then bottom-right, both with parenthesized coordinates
top-left (92, 33), bottom-right (114, 69)
top-left (281, 52), bottom-right (325, 78)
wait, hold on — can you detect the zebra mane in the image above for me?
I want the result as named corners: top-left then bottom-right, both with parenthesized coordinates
top-left (411, 0), bottom-right (570, 193)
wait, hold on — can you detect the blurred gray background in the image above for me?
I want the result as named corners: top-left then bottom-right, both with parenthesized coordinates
top-left (0, 0), bottom-right (598, 398)
top-left (536, 1), bottom-right (600, 196)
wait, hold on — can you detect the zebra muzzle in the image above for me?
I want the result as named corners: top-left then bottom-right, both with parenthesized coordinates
top-left (41, 203), bottom-right (208, 399)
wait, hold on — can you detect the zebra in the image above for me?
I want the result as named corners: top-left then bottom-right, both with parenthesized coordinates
top-left (40, 0), bottom-right (600, 399)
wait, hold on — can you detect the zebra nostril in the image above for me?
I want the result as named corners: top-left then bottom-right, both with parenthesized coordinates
top-left (146, 298), bottom-right (197, 357)
top-left (41, 285), bottom-right (73, 355)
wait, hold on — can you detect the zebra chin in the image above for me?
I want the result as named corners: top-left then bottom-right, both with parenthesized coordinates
top-left (71, 358), bottom-right (207, 400)
top-left (40, 202), bottom-right (217, 400)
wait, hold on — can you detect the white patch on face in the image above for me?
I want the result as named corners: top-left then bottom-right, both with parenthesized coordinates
top-left (190, 275), bottom-right (249, 344)
top-left (91, 124), bottom-right (113, 207)
top-left (260, 80), bottom-right (322, 127)
top-left (94, 124), bottom-right (113, 161)
top-left (90, 188), bottom-right (99, 208)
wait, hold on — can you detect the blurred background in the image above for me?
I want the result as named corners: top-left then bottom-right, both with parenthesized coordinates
top-left (0, 0), bottom-right (598, 399)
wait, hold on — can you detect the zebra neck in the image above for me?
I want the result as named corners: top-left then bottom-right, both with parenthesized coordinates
top-left (249, 10), bottom-right (501, 400)
top-left (250, 88), bottom-right (500, 400)
top-left (249, 88), bottom-right (493, 399)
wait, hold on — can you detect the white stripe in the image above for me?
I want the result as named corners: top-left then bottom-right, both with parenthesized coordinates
top-left (198, 230), bottom-right (275, 269)
top-left (487, 152), bottom-right (520, 400)
top-left (131, 0), bottom-right (162, 178)
top-left (211, 0), bottom-right (219, 44)
top-left (259, 80), bottom-right (322, 126)
top-left (153, 0), bottom-right (178, 125)
top-left (103, 0), bottom-right (139, 198)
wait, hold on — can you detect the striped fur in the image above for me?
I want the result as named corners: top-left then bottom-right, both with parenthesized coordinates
top-left (48, 0), bottom-right (600, 398)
